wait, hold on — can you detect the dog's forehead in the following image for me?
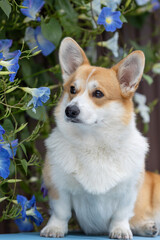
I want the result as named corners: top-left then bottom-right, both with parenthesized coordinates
top-left (74, 65), bottom-right (120, 91)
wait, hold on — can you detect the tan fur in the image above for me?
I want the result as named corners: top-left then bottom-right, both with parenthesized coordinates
top-left (131, 171), bottom-right (160, 226)
top-left (43, 157), bottom-right (59, 200)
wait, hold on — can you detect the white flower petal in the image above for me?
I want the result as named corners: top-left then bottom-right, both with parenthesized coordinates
top-left (97, 32), bottom-right (119, 57)
top-left (92, 0), bottom-right (101, 15)
top-left (135, 0), bottom-right (150, 6)
top-left (102, 0), bottom-right (121, 11)
top-left (134, 93), bottom-right (150, 123)
top-left (134, 92), bottom-right (146, 105)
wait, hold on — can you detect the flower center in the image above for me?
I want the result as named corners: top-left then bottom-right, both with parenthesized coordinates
top-left (105, 17), bottom-right (112, 24)
top-left (26, 208), bottom-right (35, 217)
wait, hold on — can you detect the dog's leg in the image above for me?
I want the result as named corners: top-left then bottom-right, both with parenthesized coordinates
top-left (109, 182), bottom-right (140, 239)
top-left (109, 205), bottom-right (133, 239)
top-left (109, 219), bottom-right (132, 239)
top-left (40, 191), bottom-right (71, 238)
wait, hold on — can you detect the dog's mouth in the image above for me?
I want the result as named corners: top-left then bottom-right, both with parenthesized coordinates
top-left (66, 118), bottom-right (82, 124)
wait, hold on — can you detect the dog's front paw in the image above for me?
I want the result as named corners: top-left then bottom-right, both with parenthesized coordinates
top-left (109, 227), bottom-right (133, 239)
top-left (40, 224), bottom-right (67, 238)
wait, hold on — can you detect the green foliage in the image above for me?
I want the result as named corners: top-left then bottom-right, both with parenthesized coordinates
top-left (0, 0), bottom-right (11, 18)
top-left (41, 17), bottom-right (62, 46)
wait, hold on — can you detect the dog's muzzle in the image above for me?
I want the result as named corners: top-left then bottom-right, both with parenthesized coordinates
top-left (65, 105), bottom-right (80, 122)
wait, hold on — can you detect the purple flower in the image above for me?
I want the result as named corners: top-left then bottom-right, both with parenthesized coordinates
top-left (151, 0), bottom-right (160, 10)
top-left (15, 195), bottom-right (43, 232)
top-left (97, 7), bottom-right (123, 32)
top-left (21, 0), bottom-right (45, 21)
top-left (41, 182), bottom-right (48, 198)
top-left (24, 27), bottom-right (55, 56)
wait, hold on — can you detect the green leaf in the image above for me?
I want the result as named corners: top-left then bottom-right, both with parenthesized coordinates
top-left (26, 105), bottom-right (47, 122)
top-left (0, 197), bottom-right (8, 202)
top-left (20, 143), bottom-right (27, 158)
top-left (21, 59), bottom-right (33, 87)
top-left (125, 0), bottom-right (132, 9)
top-left (0, 0), bottom-right (11, 18)
top-left (3, 119), bottom-right (14, 132)
top-left (41, 17), bottom-right (62, 46)
top-left (143, 123), bottom-right (149, 134)
top-left (5, 86), bottom-right (18, 94)
top-left (45, 0), bottom-right (54, 6)
top-left (149, 99), bottom-right (158, 112)
top-left (21, 159), bottom-right (28, 175)
top-left (54, 0), bottom-right (80, 37)
top-left (14, 123), bottom-right (28, 134)
top-left (143, 73), bottom-right (153, 85)
top-left (152, 63), bottom-right (160, 74)
top-left (120, 14), bottom-right (128, 23)
top-left (6, 179), bottom-right (22, 183)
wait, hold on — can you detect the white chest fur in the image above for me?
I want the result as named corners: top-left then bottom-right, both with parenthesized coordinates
top-left (46, 126), bottom-right (147, 195)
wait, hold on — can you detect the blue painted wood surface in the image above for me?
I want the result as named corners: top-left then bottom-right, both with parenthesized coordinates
top-left (0, 232), bottom-right (160, 240)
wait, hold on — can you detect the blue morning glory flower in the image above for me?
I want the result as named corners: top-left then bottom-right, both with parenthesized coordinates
top-left (151, 0), bottom-right (160, 10)
top-left (0, 138), bottom-right (18, 179)
top-left (25, 27), bottom-right (55, 56)
top-left (24, 27), bottom-right (37, 52)
top-left (0, 39), bottom-right (12, 53)
top-left (0, 52), bottom-right (3, 59)
top-left (2, 139), bottom-right (18, 159)
top-left (21, 0), bottom-right (45, 20)
top-left (0, 50), bottom-right (21, 82)
top-left (0, 146), bottom-right (10, 179)
top-left (15, 217), bottom-right (33, 232)
top-left (35, 26), bottom-right (55, 56)
top-left (0, 39), bottom-right (19, 60)
top-left (0, 125), bottom-right (5, 141)
top-left (22, 87), bottom-right (50, 113)
top-left (27, 87), bottom-right (50, 112)
top-left (97, 7), bottom-right (123, 32)
top-left (16, 195), bottom-right (43, 227)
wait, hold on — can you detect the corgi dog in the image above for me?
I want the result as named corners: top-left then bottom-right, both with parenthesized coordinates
top-left (40, 37), bottom-right (159, 239)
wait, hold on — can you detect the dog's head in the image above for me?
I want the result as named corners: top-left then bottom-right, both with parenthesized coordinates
top-left (55, 37), bottom-right (145, 134)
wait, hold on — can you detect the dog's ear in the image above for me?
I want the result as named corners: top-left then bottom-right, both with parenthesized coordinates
top-left (59, 37), bottom-right (90, 82)
top-left (112, 51), bottom-right (145, 98)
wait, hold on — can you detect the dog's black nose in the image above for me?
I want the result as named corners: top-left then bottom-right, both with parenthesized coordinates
top-left (65, 105), bottom-right (80, 118)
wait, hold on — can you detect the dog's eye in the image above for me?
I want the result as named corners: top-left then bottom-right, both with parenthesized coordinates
top-left (70, 86), bottom-right (76, 94)
top-left (92, 90), bottom-right (104, 98)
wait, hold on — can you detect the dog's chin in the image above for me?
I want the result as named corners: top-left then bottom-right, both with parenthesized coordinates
top-left (65, 117), bottom-right (98, 126)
